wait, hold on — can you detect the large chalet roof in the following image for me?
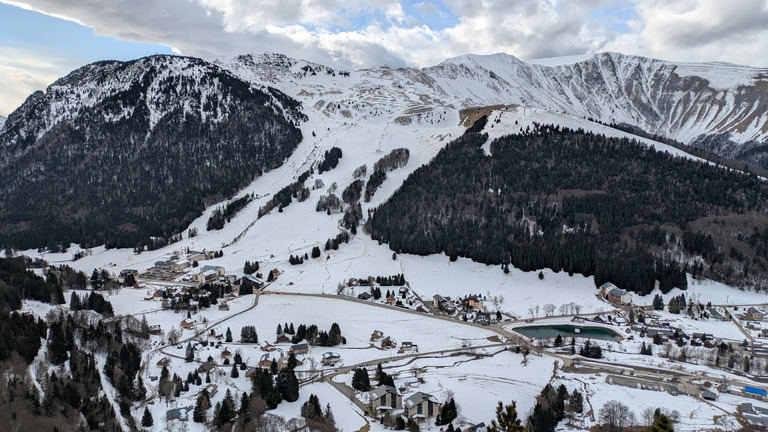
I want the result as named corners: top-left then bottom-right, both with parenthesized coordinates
top-left (404, 391), bottom-right (439, 408)
top-left (370, 385), bottom-right (400, 400)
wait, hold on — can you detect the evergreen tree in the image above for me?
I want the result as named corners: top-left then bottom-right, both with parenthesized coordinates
top-left (70, 291), bottom-right (81, 311)
top-left (185, 342), bottom-right (194, 362)
top-left (231, 363), bottom-right (239, 378)
top-left (276, 367), bottom-right (300, 402)
top-left (141, 406), bottom-right (154, 427)
top-left (570, 389), bottom-right (584, 413)
top-left (352, 367), bottom-right (371, 391)
top-left (436, 397), bottom-right (458, 425)
top-left (193, 390), bottom-right (210, 423)
top-left (488, 400), bottom-right (526, 432)
top-left (226, 327), bottom-right (233, 342)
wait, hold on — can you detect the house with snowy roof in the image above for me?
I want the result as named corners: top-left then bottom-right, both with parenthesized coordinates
top-left (368, 385), bottom-right (402, 412)
top-left (404, 391), bottom-right (441, 420)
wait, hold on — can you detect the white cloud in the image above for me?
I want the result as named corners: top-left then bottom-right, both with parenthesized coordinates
top-left (1, 0), bottom-right (767, 115)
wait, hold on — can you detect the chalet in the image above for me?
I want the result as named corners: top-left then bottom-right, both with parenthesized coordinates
top-left (245, 368), bottom-right (259, 379)
top-left (156, 357), bottom-right (170, 367)
top-left (200, 265), bottom-right (225, 276)
top-left (461, 295), bottom-right (483, 310)
top-left (259, 354), bottom-right (274, 368)
top-left (404, 391), bottom-right (441, 420)
top-left (400, 342), bottom-right (418, 353)
top-left (692, 333), bottom-right (714, 342)
top-left (144, 294), bottom-right (155, 301)
top-left (433, 295), bottom-right (446, 308)
top-left (433, 295), bottom-right (456, 314)
top-left (134, 282), bottom-right (148, 290)
top-left (120, 269), bottom-right (138, 277)
top-left (196, 269), bottom-right (218, 283)
top-left (149, 324), bottom-right (162, 335)
top-left (291, 343), bottom-right (309, 355)
top-left (748, 322), bottom-right (763, 331)
top-left (592, 315), bottom-right (608, 323)
top-left (166, 406), bottom-right (193, 422)
top-left (218, 303), bottom-right (230, 311)
top-left (762, 329), bottom-right (768, 338)
top-left (386, 295), bottom-right (396, 305)
top-left (197, 362), bottom-right (214, 374)
top-left (322, 352), bottom-right (342, 367)
top-left (221, 348), bottom-right (232, 359)
top-left (416, 305), bottom-right (429, 313)
top-left (381, 336), bottom-right (397, 349)
top-left (604, 287), bottom-right (632, 305)
top-left (275, 333), bottom-right (291, 344)
top-left (399, 287), bottom-right (409, 295)
top-left (475, 312), bottom-right (492, 326)
top-left (701, 390), bottom-right (718, 401)
top-left (370, 330), bottom-right (384, 341)
top-left (155, 260), bottom-right (173, 269)
top-left (269, 269), bottom-right (280, 280)
top-left (181, 319), bottom-right (195, 330)
top-left (358, 292), bottom-right (372, 301)
top-left (241, 274), bottom-right (264, 289)
top-left (368, 385), bottom-right (402, 412)
top-left (188, 251), bottom-right (209, 262)
top-left (747, 307), bottom-right (767, 321)
top-left (707, 307), bottom-right (728, 321)
top-left (261, 342), bottom-right (277, 352)
top-left (348, 278), bottom-right (360, 287)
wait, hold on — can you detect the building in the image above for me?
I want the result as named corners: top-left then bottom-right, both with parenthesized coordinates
top-left (322, 352), bottom-right (342, 367)
top-left (156, 357), bottom-right (170, 367)
top-left (358, 292), bottom-right (372, 300)
top-left (747, 307), bottom-right (767, 321)
top-left (603, 284), bottom-right (632, 305)
top-left (166, 406), bottom-right (193, 422)
top-left (461, 295), bottom-right (483, 310)
top-left (400, 342), bottom-right (418, 352)
top-left (381, 336), bottom-right (396, 349)
top-left (218, 303), bottom-right (230, 311)
top-left (701, 390), bottom-right (718, 401)
top-left (275, 333), bottom-right (291, 344)
top-left (368, 385), bottom-right (402, 412)
top-left (149, 324), bottom-right (162, 335)
top-left (197, 362), bottom-right (215, 374)
top-left (259, 353), bottom-right (274, 368)
top-left (180, 319), bottom-right (195, 330)
top-left (370, 330), bottom-right (384, 341)
top-left (291, 343), bottom-right (309, 355)
top-left (404, 392), bottom-right (441, 420)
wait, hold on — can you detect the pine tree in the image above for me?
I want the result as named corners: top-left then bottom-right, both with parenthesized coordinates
top-left (231, 363), bottom-right (239, 378)
top-left (488, 400), bottom-right (526, 432)
top-left (276, 367), bottom-right (300, 402)
top-left (70, 291), bottom-right (81, 311)
top-left (141, 406), bottom-right (154, 427)
top-left (352, 367), bottom-right (371, 391)
top-left (226, 327), bottom-right (233, 342)
top-left (193, 390), bottom-right (210, 423)
top-left (185, 342), bottom-right (194, 362)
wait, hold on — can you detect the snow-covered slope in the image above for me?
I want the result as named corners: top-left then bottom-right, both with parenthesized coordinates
top-left (0, 115), bottom-right (5, 130)
top-left (220, 51), bottom-right (768, 166)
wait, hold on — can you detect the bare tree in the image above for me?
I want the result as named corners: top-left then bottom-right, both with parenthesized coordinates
top-left (528, 307), bottom-right (535, 318)
top-left (535, 305), bottom-right (540, 317)
top-left (573, 303), bottom-right (582, 315)
top-left (543, 303), bottom-right (556, 316)
top-left (599, 400), bottom-right (636, 432)
top-left (559, 304), bottom-right (569, 315)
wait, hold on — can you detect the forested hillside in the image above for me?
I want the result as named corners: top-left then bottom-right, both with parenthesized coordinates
top-left (370, 121), bottom-right (768, 294)
top-left (0, 55), bottom-right (304, 252)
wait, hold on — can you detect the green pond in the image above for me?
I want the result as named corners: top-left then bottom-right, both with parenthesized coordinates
top-left (513, 324), bottom-right (622, 341)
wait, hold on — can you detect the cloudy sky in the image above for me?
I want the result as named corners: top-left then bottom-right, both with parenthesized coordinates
top-left (1, 0), bottom-right (767, 116)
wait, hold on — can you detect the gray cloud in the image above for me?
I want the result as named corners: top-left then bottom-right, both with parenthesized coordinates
top-left (1, 0), bottom-right (767, 115)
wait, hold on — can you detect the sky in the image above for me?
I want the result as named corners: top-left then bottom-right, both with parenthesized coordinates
top-left (1, 0), bottom-right (767, 117)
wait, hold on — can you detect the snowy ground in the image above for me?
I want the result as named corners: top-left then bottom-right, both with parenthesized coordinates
top-left (16, 83), bottom-right (768, 431)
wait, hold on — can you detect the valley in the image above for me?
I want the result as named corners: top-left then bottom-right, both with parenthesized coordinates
top-left (1, 51), bottom-right (768, 431)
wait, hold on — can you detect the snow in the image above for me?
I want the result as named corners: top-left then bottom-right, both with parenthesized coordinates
top-left (12, 50), bottom-right (768, 431)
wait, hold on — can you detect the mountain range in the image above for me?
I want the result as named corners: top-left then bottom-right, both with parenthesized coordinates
top-left (1, 51), bottom-right (767, 260)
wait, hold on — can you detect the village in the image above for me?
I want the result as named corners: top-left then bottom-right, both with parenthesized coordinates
top-left (107, 247), bottom-right (768, 431)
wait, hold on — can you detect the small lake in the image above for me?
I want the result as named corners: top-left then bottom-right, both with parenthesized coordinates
top-left (513, 324), bottom-right (622, 341)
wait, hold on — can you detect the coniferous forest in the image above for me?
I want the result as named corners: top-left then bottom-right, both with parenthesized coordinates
top-left (370, 121), bottom-right (768, 294)
top-left (0, 56), bottom-right (304, 252)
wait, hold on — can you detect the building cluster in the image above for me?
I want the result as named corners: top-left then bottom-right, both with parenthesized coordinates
top-left (366, 385), bottom-right (442, 422)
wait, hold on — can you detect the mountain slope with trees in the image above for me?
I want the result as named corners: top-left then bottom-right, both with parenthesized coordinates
top-left (370, 121), bottom-right (768, 294)
top-left (0, 55), bottom-right (304, 252)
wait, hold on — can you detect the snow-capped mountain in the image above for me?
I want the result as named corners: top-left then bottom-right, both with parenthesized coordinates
top-left (0, 55), bottom-right (303, 251)
top-left (219, 51), bottom-right (768, 166)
